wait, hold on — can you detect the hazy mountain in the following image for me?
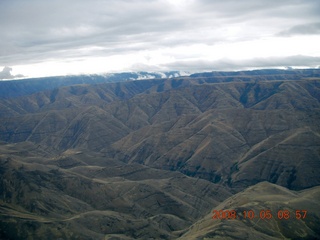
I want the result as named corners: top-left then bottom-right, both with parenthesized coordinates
top-left (0, 69), bottom-right (319, 239)
top-left (0, 71), bottom-right (188, 99)
top-left (189, 68), bottom-right (320, 81)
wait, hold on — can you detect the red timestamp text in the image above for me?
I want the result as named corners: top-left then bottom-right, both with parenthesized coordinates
top-left (212, 209), bottom-right (307, 220)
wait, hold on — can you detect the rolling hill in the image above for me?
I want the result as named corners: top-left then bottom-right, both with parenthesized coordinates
top-left (0, 69), bottom-right (319, 239)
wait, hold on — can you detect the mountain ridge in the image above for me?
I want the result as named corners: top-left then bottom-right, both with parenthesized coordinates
top-left (0, 78), bottom-right (319, 191)
top-left (0, 69), bottom-right (319, 239)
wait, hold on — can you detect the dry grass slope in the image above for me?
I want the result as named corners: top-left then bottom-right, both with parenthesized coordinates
top-left (179, 182), bottom-right (320, 240)
top-left (0, 70), bottom-right (319, 239)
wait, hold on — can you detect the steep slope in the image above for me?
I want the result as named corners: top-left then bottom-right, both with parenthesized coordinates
top-left (179, 182), bottom-right (320, 240)
top-left (109, 80), bottom-right (320, 190)
top-left (0, 71), bottom-right (320, 239)
top-left (0, 142), bottom-right (231, 240)
top-left (0, 79), bottom-right (319, 191)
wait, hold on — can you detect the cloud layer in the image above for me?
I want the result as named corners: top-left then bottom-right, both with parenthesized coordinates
top-left (1, 0), bottom-right (320, 77)
top-left (0, 66), bottom-right (25, 80)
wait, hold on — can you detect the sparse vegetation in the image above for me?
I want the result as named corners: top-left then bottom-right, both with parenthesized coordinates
top-left (0, 69), bottom-right (319, 239)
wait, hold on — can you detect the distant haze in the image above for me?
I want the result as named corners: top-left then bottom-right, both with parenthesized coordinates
top-left (1, 0), bottom-right (320, 78)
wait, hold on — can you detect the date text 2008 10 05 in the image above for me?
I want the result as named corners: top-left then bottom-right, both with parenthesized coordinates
top-left (212, 209), bottom-right (307, 220)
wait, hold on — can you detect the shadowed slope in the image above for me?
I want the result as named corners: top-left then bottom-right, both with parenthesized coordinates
top-left (0, 79), bottom-right (319, 191)
top-left (0, 73), bottom-right (320, 239)
top-left (0, 142), bottom-right (231, 240)
top-left (179, 182), bottom-right (320, 240)
top-left (109, 80), bottom-right (320, 190)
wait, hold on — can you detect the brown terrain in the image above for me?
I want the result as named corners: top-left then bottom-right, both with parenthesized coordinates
top-left (0, 69), bottom-right (319, 239)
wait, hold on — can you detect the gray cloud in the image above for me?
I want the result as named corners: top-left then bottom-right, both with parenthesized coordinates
top-left (0, 0), bottom-right (319, 74)
top-left (1, 0), bottom-right (189, 64)
top-left (161, 55), bottom-right (320, 72)
top-left (278, 22), bottom-right (320, 36)
top-left (0, 67), bottom-right (25, 80)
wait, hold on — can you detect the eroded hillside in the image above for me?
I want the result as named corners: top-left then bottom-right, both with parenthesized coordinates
top-left (0, 70), bottom-right (320, 239)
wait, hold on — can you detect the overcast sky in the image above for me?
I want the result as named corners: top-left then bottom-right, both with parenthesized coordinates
top-left (1, 0), bottom-right (320, 79)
